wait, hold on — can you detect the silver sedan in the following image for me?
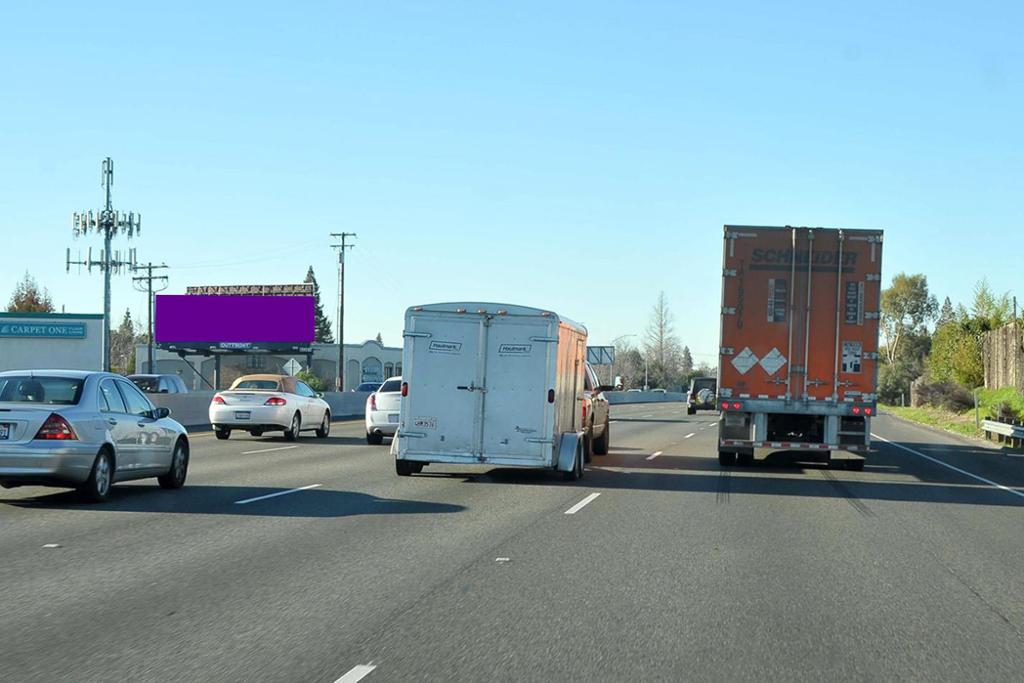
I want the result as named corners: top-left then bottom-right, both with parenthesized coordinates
top-left (0, 370), bottom-right (190, 502)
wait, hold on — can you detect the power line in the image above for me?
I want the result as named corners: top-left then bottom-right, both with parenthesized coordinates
top-left (330, 232), bottom-right (356, 391)
top-left (132, 263), bottom-right (169, 373)
top-left (67, 157), bottom-right (142, 372)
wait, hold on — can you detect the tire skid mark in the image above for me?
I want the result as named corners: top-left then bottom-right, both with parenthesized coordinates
top-left (716, 469), bottom-right (731, 505)
top-left (821, 469), bottom-right (874, 517)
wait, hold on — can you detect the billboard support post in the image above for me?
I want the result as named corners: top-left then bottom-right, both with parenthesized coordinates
top-left (214, 354), bottom-right (222, 391)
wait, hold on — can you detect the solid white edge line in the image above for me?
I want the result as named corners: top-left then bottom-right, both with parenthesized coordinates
top-left (234, 484), bottom-right (322, 505)
top-left (871, 434), bottom-right (1024, 501)
top-left (645, 451), bottom-right (663, 461)
top-left (564, 492), bottom-right (601, 515)
top-left (684, 433), bottom-right (695, 439)
top-left (241, 445), bottom-right (300, 455)
top-left (334, 663), bottom-right (377, 683)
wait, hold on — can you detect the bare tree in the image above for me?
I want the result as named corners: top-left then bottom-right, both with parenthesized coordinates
top-left (644, 291), bottom-right (683, 388)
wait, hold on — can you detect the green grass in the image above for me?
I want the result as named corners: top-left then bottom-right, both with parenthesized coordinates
top-left (881, 404), bottom-right (983, 439)
top-left (882, 386), bottom-right (1024, 440)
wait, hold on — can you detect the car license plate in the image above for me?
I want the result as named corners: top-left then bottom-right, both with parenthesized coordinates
top-left (0, 423), bottom-right (9, 440)
top-left (388, 414), bottom-right (399, 423)
top-left (235, 411), bottom-right (251, 420)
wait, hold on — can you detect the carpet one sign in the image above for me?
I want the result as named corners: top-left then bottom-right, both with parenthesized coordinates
top-left (0, 322), bottom-right (87, 338)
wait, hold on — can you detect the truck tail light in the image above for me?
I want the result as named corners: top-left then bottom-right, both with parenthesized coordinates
top-left (548, 389), bottom-right (555, 403)
top-left (401, 382), bottom-right (408, 397)
top-left (582, 402), bottom-right (588, 422)
top-left (212, 394), bottom-right (225, 405)
top-left (721, 401), bottom-right (730, 410)
top-left (731, 402), bottom-right (742, 410)
top-left (264, 397), bottom-right (287, 406)
top-left (852, 406), bottom-right (861, 415)
top-left (35, 413), bottom-right (77, 440)
top-left (369, 393), bottom-right (377, 411)
top-left (864, 407), bottom-right (873, 416)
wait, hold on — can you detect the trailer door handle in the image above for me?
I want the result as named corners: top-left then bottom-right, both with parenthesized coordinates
top-left (456, 383), bottom-right (486, 393)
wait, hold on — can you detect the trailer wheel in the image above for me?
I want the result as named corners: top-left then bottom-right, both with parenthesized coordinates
top-left (562, 442), bottom-right (583, 481)
top-left (396, 460), bottom-right (417, 476)
top-left (687, 406), bottom-right (696, 416)
top-left (718, 450), bottom-right (736, 467)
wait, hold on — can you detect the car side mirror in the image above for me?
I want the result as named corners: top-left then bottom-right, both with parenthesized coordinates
top-left (151, 406), bottom-right (171, 419)
top-left (316, 392), bottom-right (324, 398)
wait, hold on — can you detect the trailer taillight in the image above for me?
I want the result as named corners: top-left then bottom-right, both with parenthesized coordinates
top-left (548, 389), bottom-right (555, 403)
top-left (401, 382), bottom-right (409, 397)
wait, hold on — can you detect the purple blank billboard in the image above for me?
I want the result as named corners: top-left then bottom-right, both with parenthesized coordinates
top-left (155, 295), bottom-right (315, 344)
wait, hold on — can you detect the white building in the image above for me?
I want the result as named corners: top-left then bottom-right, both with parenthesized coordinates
top-left (135, 339), bottom-right (402, 391)
top-left (0, 312), bottom-right (104, 372)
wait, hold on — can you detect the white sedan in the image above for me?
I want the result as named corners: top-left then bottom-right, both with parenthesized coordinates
top-left (365, 376), bottom-right (403, 445)
top-left (209, 374), bottom-right (331, 441)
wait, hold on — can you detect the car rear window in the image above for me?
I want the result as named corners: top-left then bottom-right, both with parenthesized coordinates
top-left (692, 378), bottom-right (716, 392)
top-left (379, 379), bottom-right (403, 393)
top-left (233, 380), bottom-right (280, 391)
top-left (0, 376), bottom-right (84, 405)
top-left (131, 377), bottom-right (160, 392)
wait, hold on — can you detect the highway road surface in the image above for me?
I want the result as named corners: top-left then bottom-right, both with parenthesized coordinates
top-left (3, 403), bottom-right (1024, 682)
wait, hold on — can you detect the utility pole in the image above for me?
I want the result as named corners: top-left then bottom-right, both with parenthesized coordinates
top-left (68, 157), bottom-right (141, 372)
top-left (131, 263), bottom-right (169, 373)
top-left (330, 232), bottom-right (356, 391)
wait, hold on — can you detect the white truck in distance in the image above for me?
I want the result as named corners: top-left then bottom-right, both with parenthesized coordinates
top-left (393, 302), bottom-right (600, 479)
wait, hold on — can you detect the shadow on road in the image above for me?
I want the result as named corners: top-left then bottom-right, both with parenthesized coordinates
top-left (3, 486), bottom-right (465, 518)
top-left (455, 440), bottom-right (1024, 507)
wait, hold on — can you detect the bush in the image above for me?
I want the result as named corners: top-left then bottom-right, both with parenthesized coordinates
top-left (914, 381), bottom-right (974, 412)
top-left (296, 370), bottom-right (326, 393)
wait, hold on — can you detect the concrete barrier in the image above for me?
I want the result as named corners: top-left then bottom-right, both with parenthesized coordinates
top-left (150, 389), bottom-right (686, 431)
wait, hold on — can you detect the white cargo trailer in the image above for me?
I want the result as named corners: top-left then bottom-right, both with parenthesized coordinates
top-left (393, 302), bottom-right (589, 479)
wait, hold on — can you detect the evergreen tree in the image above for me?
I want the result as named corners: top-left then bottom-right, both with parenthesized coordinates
top-left (7, 272), bottom-right (54, 312)
top-left (680, 346), bottom-right (694, 377)
top-left (375, 332), bottom-right (383, 344)
top-left (936, 297), bottom-right (955, 328)
top-left (304, 267), bottom-right (334, 343)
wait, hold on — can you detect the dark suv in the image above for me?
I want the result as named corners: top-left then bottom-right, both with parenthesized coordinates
top-left (686, 376), bottom-right (717, 415)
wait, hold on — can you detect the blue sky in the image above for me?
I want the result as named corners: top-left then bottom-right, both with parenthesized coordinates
top-left (2, 1), bottom-right (1021, 363)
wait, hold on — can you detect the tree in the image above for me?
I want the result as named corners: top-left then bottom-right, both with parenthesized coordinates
top-left (643, 291), bottom-right (684, 387)
top-left (612, 342), bottom-right (646, 390)
top-left (680, 346), bottom-right (694, 377)
top-left (936, 297), bottom-right (955, 328)
top-left (971, 278), bottom-right (1011, 330)
top-left (375, 332), bottom-right (383, 344)
top-left (296, 369), bottom-right (326, 393)
top-left (927, 318), bottom-right (984, 388)
top-left (881, 273), bottom-right (937, 365)
top-left (110, 309), bottom-right (143, 375)
top-left (304, 267), bottom-right (334, 343)
top-left (7, 272), bottom-right (54, 313)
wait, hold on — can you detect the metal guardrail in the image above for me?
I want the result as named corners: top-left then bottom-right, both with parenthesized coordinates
top-left (978, 419), bottom-right (1024, 450)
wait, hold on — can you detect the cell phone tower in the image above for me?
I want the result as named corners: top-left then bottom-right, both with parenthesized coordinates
top-left (67, 157), bottom-right (141, 372)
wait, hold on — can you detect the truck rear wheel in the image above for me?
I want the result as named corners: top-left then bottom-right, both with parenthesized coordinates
top-left (593, 417), bottom-right (609, 455)
top-left (718, 450), bottom-right (736, 467)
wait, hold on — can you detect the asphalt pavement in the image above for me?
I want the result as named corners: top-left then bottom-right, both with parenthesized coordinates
top-left (2, 404), bottom-right (1024, 682)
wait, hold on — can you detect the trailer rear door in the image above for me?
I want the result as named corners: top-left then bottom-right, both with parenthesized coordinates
top-left (404, 312), bottom-right (484, 457)
top-left (720, 226), bottom-right (883, 403)
top-left (479, 315), bottom-right (555, 461)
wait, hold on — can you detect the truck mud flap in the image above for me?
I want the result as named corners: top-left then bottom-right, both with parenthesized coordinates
top-left (557, 432), bottom-right (583, 472)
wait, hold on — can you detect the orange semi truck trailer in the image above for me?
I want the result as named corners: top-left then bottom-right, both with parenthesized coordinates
top-left (717, 225), bottom-right (884, 470)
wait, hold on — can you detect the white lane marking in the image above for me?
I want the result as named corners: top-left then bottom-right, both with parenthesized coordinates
top-left (564, 492), bottom-right (601, 515)
top-left (234, 484), bottom-right (322, 505)
top-left (646, 451), bottom-right (663, 461)
top-left (642, 414), bottom-right (654, 418)
top-left (608, 420), bottom-right (618, 424)
top-left (241, 445), bottom-right (299, 455)
top-left (684, 433), bottom-right (695, 439)
top-left (42, 543), bottom-right (61, 549)
top-left (334, 664), bottom-right (377, 683)
top-left (872, 434), bottom-right (1024, 501)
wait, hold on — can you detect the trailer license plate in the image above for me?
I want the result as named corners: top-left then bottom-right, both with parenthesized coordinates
top-left (388, 414), bottom-right (399, 423)
top-left (0, 423), bottom-right (9, 440)
top-left (235, 411), bottom-right (251, 420)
